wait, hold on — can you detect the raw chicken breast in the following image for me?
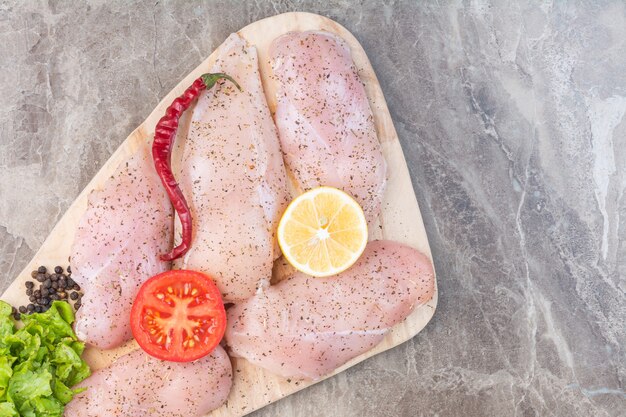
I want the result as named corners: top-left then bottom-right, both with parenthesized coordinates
top-left (226, 240), bottom-right (434, 380)
top-left (71, 143), bottom-right (173, 349)
top-left (175, 33), bottom-right (289, 301)
top-left (65, 346), bottom-right (232, 417)
top-left (270, 31), bottom-right (387, 223)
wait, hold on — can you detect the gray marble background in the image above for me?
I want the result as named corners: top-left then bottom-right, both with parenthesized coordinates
top-left (1, 1), bottom-right (624, 416)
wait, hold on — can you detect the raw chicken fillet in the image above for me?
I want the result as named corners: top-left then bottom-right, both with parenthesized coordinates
top-left (64, 346), bottom-right (232, 417)
top-left (270, 31), bottom-right (387, 223)
top-left (175, 33), bottom-right (289, 302)
top-left (71, 143), bottom-right (173, 349)
top-left (226, 240), bottom-right (435, 380)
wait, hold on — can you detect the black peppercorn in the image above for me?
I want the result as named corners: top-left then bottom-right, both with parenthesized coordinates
top-left (37, 266), bottom-right (46, 274)
top-left (67, 277), bottom-right (75, 288)
top-left (28, 296), bottom-right (36, 303)
top-left (41, 288), bottom-right (49, 297)
top-left (73, 284), bottom-right (81, 291)
top-left (43, 279), bottom-right (51, 289)
top-left (51, 282), bottom-right (58, 290)
top-left (50, 274), bottom-right (58, 281)
top-left (54, 266), bottom-right (63, 274)
top-left (50, 294), bottom-right (59, 301)
top-left (34, 305), bottom-right (42, 313)
top-left (36, 274), bottom-right (46, 282)
top-left (74, 301), bottom-right (81, 310)
top-left (18, 306), bottom-right (27, 314)
top-left (33, 289), bottom-right (41, 298)
top-left (26, 304), bottom-right (35, 312)
top-left (26, 289), bottom-right (33, 296)
top-left (58, 291), bottom-right (68, 300)
top-left (70, 292), bottom-right (79, 300)
top-left (25, 281), bottom-right (34, 289)
top-left (30, 270), bottom-right (38, 279)
top-left (13, 312), bottom-right (21, 321)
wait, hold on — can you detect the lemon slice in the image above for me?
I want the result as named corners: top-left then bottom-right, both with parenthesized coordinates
top-left (278, 186), bottom-right (368, 277)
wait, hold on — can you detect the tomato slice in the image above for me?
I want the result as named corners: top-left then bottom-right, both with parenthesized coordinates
top-left (130, 270), bottom-right (226, 362)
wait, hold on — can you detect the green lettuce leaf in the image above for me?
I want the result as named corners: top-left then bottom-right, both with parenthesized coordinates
top-left (0, 401), bottom-right (19, 417)
top-left (0, 355), bottom-right (14, 400)
top-left (8, 369), bottom-right (53, 406)
top-left (20, 396), bottom-right (63, 417)
top-left (0, 301), bottom-right (90, 416)
top-left (0, 301), bottom-right (14, 341)
top-left (21, 302), bottom-right (76, 346)
top-left (51, 379), bottom-right (73, 405)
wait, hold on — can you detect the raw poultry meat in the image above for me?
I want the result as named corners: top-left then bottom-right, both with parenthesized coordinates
top-left (270, 31), bottom-right (387, 223)
top-left (64, 346), bottom-right (232, 417)
top-left (71, 142), bottom-right (173, 349)
top-left (174, 33), bottom-right (289, 302)
top-left (225, 240), bottom-right (434, 380)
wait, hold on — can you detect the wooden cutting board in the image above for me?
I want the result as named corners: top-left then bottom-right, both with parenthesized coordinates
top-left (0, 12), bottom-right (437, 416)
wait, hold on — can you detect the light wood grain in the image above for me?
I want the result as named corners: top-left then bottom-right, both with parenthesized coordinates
top-left (0, 12), bottom-right (437, 417)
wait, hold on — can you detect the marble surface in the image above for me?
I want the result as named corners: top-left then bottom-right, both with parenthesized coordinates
top-left (1, 1), bottom-right (625, 416)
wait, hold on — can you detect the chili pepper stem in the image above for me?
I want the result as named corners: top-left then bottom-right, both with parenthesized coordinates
top-left (201, 73), bottom-right (242, 92)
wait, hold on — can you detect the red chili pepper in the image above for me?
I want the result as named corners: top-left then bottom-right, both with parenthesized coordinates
top-left (152, 73), bottom-right (241, 261)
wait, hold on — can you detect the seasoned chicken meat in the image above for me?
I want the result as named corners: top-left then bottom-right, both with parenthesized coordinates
top-left (175, 33), bottom-right (289, 302)
top-left (65, 346), bottom-right (232, 416)
top-left (270, 31), bottom-right (387, 223)
top-left (71, 143), bottom-right (173, 349)
top-left (226, 240), bottom-right (434, 380)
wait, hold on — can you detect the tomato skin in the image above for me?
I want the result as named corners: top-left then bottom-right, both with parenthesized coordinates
top-left (130, 270), bottom-right (226, 362)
